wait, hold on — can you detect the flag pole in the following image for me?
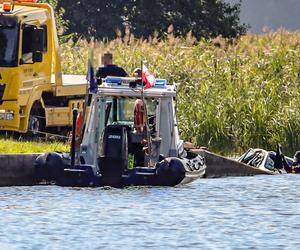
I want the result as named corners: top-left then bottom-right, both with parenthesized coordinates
top-left (79, 49), bottom-right (93, 146)
top-left (141, 61), bottom-right (153, 167)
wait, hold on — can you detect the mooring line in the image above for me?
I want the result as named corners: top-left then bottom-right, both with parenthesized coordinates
top-left (27, 129), bottom-right (70, 140)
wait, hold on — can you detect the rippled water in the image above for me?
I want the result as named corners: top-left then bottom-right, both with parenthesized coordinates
top-left (0, 175), bottom-right (299, 250)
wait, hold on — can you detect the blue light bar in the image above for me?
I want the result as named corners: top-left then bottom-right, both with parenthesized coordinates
top-left (104, 77), bottom-right (168, 88)
top-left (105, 77), bottom-right (122, 86)
top-left (155, 79), bottom-right (167, 88)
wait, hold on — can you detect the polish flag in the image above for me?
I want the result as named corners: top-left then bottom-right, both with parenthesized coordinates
top-left (142, 65), bottom-right (156, 89)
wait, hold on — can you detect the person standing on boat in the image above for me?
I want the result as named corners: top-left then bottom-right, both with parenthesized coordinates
top-left (282, 151), bottom-right (300, 174)
top-left (96, 52), bottom-right (128, 83)
top-left (133, 68), bottom-right (142, 78)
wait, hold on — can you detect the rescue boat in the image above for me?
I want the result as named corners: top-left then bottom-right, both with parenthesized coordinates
top-left (35, 76), bottom-right (206, 187)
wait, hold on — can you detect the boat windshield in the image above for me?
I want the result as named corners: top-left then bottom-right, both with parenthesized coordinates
top-left (0, 17), bottom-right (19, 67)
top-left (106, 97), bottom-right (157, 126)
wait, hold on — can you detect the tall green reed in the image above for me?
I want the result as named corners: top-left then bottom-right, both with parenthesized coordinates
top-left (60, 30), bottom-right (300, 156)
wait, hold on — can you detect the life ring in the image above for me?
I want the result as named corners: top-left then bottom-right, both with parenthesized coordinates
top-left (134, 99), bottom-right (145, 133)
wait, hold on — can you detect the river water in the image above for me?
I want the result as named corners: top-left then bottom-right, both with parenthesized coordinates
top-left (0, 175), bottom-right (299, 250)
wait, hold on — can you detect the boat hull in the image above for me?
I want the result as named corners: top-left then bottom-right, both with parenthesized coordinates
top-left (35, 153), bottom-right (206, 187)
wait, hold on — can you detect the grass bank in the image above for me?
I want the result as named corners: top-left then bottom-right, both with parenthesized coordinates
top-left (61, 30), bottom-right (300, 155)
top-left (0, 139), bottom-right (69, 154)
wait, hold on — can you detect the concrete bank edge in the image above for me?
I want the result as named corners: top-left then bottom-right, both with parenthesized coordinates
top-left (0, 150), bottom-right (275, 186)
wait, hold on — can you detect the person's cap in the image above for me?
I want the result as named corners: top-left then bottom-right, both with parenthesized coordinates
top-left (293, 151), bottom-right (300, 161)
top-left (133, 68), bottom-right (142, 77)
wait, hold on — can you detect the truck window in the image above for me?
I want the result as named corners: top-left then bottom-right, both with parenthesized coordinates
top-left (21, 25), bottom-right (35, 63)
top-left (21, 24), bottom-right (47, 63)
top-left (0, 17), bottom-right (19, 67)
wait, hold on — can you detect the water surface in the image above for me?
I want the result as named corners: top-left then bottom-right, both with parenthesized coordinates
top-left (0, 175), bottom-right (299, 249)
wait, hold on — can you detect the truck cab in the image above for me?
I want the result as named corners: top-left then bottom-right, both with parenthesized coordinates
top-left (0, 0), bottom-right (87, 135)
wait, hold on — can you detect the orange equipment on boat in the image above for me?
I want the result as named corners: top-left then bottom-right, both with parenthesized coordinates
top-left (134, 99), bottom-right (145, 133)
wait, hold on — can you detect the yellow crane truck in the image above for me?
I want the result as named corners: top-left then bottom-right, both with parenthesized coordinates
top-left (0, 0), bottom-right (88, 136)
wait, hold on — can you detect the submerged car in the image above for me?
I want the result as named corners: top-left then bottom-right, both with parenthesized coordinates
top-left (237, 148), bottom-right (293, 174)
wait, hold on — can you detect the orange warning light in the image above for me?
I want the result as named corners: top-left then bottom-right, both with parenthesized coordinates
top-left (3, 2), bottom-right (12, 11)
top-left (0, 0), bottom-right (39, 5)
top-left (15, 0), bottom-right (38, 2)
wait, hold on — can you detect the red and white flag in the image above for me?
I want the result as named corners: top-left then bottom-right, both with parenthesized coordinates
top-left (142, 64), bottom-right (156, 89)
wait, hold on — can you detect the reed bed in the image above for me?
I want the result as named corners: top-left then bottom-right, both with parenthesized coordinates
top-left (60, 30), bottom-right (300, 155)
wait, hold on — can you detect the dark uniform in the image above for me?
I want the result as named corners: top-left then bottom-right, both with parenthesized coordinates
top-left (283, 162), bottom-right (300, 174)
top-left (96, 64), bottom-right (128, 79)
top-left (282, 150), bottom-right (300, 174)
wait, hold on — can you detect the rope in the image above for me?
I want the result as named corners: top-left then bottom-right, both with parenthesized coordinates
top-left (29, 115), bottom-right (46, 119)
top-left (28, 114), bottom-right (70, 140)
top-left (27, 129), bottom-right (70, 140)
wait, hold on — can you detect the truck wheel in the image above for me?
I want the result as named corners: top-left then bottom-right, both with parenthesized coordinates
top-left (27, 103), bottom-right (45, 138)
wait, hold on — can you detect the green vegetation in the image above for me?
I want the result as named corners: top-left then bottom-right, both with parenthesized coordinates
top-left (60, 30), bottom-right (300, 155)
top-left (2, 30), bottom-right (298, 156)
top-left (0, 138), bottom-right (69, 153)
top-left (39, 0), bottom-right (67, 36)
top-left (43, 0), bottom-right (246, 40)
